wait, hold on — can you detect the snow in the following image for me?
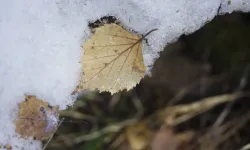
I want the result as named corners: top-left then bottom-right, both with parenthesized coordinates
top-left (0, 0), bottom-right (249, 149)
top-left (220, 0), bottom-right (250, 14)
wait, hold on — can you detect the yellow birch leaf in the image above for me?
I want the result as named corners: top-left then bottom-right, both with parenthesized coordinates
top-left (74, 23), bottom-right (146, 94)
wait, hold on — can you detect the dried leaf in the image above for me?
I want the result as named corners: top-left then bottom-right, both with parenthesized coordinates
top-left (15, 95), bottom-right (59, 141)
top-left (74, 23), bottom-right (146, 94)
top-left (150, 127), bottom-right (179, 150)
top-left (125, 123), bottom-right (152, 150)
top-left (150, 127), bottom-right (194, 150)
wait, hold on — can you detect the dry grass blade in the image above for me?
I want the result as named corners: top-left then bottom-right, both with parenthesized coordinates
top-left (240, 143), bottom-right (250, 150)
top-left (74, 118), bottom-right (138, 143)
top-left (161, 91), bottom-right (250, 126)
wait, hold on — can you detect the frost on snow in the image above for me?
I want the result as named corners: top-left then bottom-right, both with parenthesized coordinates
top-left (0, 0), bottom-right (249, 149)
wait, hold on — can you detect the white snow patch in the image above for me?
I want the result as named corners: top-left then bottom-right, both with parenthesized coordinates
top-left (0, 0), bottom-right (249, 149)
top-left (220, 0), bottom-right (250, 14)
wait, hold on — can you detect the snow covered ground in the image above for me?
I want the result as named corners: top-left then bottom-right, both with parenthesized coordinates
top-left (0, 0), bottom-right (249, 149)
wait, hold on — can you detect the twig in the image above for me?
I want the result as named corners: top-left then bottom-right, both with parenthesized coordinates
top-left (74, 118), bottom-right (138, 143)
top-left (218, 113), bottom-right (250, 145)
top-left (213, 65), bottom-right (250, 128)
top-left (209, 65), bottom-right (250, 147)
top-left (43, 118), bottom-right (65, 150)
top-left (200, 112), bottom-right (250, 150)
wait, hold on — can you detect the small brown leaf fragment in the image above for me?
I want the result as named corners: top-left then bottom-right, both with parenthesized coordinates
top-left (15, 95), bottom-right (59, 141)
top-left (150, 127), bottom-right (180, 150)
top-left (4, 144), bottom-right (12, 150)
top-left (150, 126), bottom-right (194, 150)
